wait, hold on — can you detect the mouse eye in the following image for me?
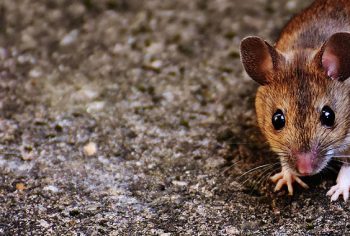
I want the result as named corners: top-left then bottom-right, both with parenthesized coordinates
top-left (272, 109), bottom-right (285, 130)
top-left (320, 106), bottom-right (335, 127)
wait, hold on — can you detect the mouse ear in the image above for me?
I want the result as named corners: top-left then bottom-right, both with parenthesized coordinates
top-left (317, 32), bottom-right (350, 81)
top-left (240, 36), bottom-right (283, 85)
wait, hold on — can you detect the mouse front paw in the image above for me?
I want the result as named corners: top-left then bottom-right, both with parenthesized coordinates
top-left (270, 167), bottom-right (308, 195)
top-left (326, 184), bottom-right (350, 202)
top-left (326, 165), bottom-right (350, 202)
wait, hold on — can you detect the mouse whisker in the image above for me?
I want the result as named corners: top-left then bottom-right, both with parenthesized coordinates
top-left (324, 165), bottom-right (339, 174)
top-left (235, 163), bottom-right (273, 181)
top-left (319, 139), bottom-right (350, 157)
top-left (219, 159), bottom-right (245, 176)
top-left (331, 155), bottom-right (350, 158)
top-left (249, 163), bottom-right (279, 189)
top-left (331, 160), bottom-right (349, 166)
top-left (239, 163), bottom-right (280, 192)
top-left (318, 132), bottom-right (349, 150)
top-left (242, 162), bottom-right (278, 184)
top-left (315, 127), bottom-right (333, 151)
top-left (236, 162), bottom-right (280, 183)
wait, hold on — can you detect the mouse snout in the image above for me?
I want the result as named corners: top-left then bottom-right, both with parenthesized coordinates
top-left (295, 153), bottom-right (315, 175)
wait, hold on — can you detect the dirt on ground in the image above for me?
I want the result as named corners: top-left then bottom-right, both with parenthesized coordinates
top-left (0, 0), bottom-right (349, 235)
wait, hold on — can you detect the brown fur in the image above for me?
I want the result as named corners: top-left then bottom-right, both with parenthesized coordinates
top-left (241, 0), bottom-right (350, 175)
top-left (276, 0), bottom-right (350, 52)
top-left (255, 64), bottom-right (350, 174)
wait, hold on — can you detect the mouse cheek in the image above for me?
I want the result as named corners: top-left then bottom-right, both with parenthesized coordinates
top-left (295, 153), bottom-right (315, 176)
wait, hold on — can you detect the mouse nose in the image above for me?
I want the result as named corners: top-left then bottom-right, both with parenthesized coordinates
top-left (296, 153), bottom-right (314, 175)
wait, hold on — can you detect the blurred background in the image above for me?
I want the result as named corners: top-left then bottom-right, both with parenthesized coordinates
top-left (4, 0), bottom-right (348, 235)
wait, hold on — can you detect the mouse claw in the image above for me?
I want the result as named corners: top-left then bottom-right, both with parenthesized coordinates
top-left (294, 175), bottom-right (309, 189)
top-left (270, 168), bottom-right (308, 195)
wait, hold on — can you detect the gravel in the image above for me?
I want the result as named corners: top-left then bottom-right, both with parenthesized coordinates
top-left (1, 0), bottom-right (349, 235)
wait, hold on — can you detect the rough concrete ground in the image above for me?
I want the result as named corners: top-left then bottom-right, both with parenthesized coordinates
top-left (0, 0), bottom-right (349, 235)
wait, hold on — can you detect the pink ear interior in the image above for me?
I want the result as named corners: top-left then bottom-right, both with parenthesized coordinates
top-left (321, 49), bottom-right (340, 79)
top-left (320, 32), bottom-right (350, 81)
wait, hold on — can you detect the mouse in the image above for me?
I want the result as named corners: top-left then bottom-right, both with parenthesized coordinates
top-left (240, 0), bottom-right (350, 201)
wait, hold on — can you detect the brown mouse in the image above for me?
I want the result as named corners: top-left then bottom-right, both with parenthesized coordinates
top-left (240, 0), bottom-right (350, 201)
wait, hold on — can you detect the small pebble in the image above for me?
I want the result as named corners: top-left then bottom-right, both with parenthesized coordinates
top-left (172, 180), bottom-right (188, 186)
top-left (224, 226), bottom-right (240, 235)
top-left (43, 185), bottom-right (59, 193)
top-left (150, 60), bottom-right (162, 69)
top-left (16, 183), bottom-right (26, 191)
top-left (286, 1), bottom-right (297, 10)
top-left (83, 142), bottom-right (98, 156)
top-left (87, 101), bottom-right (105, 113)
top-left (60, 29), bottom-right (79, 46)
top-left (39, 219), bottom-right (50, 228)
top-left (29, 68), bottom-right (42, 78)
top-left (20, 145), bottom-right (35, 161)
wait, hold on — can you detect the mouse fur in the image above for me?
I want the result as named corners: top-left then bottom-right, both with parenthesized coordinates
top-left (240, 0), bottom-right (350, 201)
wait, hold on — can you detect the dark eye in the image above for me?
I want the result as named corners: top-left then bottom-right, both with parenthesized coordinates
top-left (272, 109), bottom-right (285, 130)
top-left (320, 106), bottom-right (335, 127)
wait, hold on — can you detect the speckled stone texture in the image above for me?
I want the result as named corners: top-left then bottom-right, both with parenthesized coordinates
top-left (0, 0), bottom-right (349, 235)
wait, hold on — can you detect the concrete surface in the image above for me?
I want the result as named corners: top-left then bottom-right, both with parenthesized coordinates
top-left (1, 0), bottom-right (349, 235)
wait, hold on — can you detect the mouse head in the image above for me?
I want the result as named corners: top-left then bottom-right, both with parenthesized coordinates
top-left (240, 33), bottom-right (350, 176)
